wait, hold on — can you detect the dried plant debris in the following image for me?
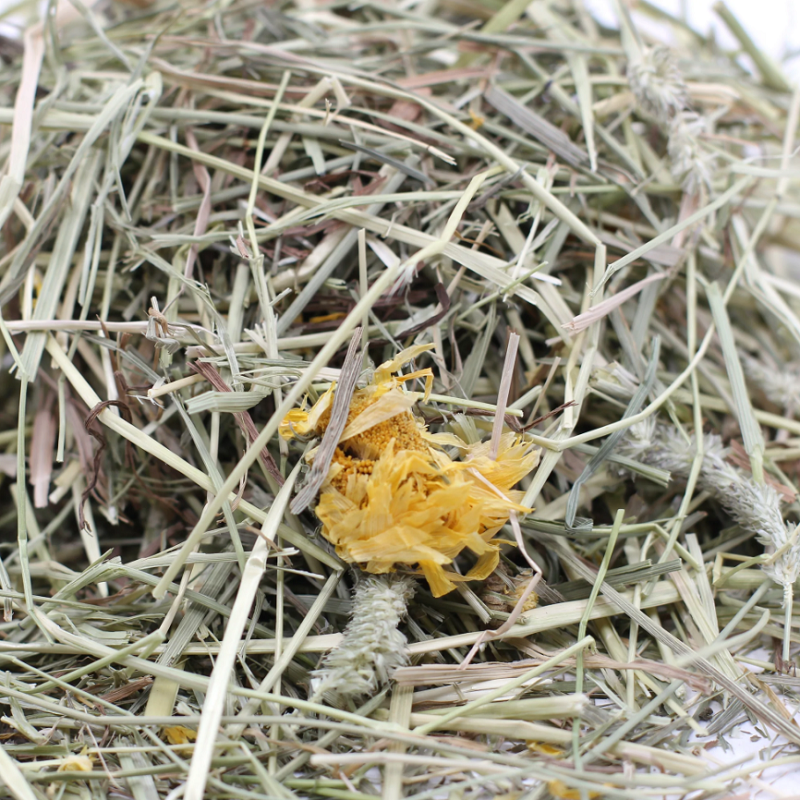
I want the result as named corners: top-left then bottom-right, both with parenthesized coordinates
top-left (1, 0), bottom-right (800, 797)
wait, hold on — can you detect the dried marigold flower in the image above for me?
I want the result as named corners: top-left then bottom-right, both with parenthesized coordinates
top-left (282, 345), bottom-right (539, 597)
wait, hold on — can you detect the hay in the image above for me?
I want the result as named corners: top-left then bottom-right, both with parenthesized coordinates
top-left (1, 0), bottom-right (800, 797)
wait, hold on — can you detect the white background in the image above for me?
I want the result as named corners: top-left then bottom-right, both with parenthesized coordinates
top-left (585, 0), bottom-right (800, 79)
top-left (2, 0), bottom-right (799, 82)
top-left (1, 0), bottom-right (800, 71)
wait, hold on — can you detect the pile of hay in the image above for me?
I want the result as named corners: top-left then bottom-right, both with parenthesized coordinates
top-left (1, 0), bottom-right (800, 797)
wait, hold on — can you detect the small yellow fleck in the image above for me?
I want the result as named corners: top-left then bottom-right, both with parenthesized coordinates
top-left (163, 725), bottom-right (198, 746)
top-left (509, 584), bottom-right (539, 612)
top-left (547, 780), bottom-right (601, 799)
top-left (527, 742), bottom-right (563, 756)
top-left (468, 109), bottom-right (485, 130)
top-left (57, 753), bottom-right (93, 773)
top-left (308, 312), bottom-right (348, 324)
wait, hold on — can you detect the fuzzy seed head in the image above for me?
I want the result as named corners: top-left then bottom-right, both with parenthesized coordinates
top-left (742, 353), bottom-right (800, 415)
top-left (628, 45), bottom-right (688, 124)
top-left (618, 423), bottom-right (799, 591)
top-left (311, 574), bottom-right (415, 702)
top-left (668, 113), bottom-right (714, 193)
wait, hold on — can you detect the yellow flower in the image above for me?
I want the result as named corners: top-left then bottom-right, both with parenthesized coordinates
top-left (283, 346), bottom-right (539, 597)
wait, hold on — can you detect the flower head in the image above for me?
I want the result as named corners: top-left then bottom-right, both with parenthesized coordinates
top-left (282, 346), bottom-right (539, 597)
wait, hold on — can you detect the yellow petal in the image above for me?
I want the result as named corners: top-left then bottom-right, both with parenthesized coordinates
top-left (418, 560), bottom-right (457, 597)
top-left (163, 725), bottom-right (198, 745)
top-left (465, 434), bottom-right (540, 491)
top-left (527, 742), bottom-right (563, 756)
top-left (304, 385), bottom-right (336, 430)
top-left (374, 343), bottom-right (435, 383)
top-left (279, 408), bottom-right (311, 440)
top-left (547, 780), bottom-right (600, 800)
top-left (279, 385), bottom-right (335, 439)
top-left (422, 430), bottom-right (465, 448)
top-left (464, 549), bottom-right (500, 581)
top-left (57, 754), bottom-right (93, 773)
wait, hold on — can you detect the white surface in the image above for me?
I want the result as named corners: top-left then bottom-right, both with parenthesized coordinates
top-left (688, 649), bottom-right (800, 797)
top-left (585, 0), bottom-right (800, 79)
top-left (2, 0), bottom-right (799, 80)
